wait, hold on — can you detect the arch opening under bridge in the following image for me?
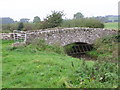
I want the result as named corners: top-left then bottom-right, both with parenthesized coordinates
top-left (64, 42), bottom-right (94, 58)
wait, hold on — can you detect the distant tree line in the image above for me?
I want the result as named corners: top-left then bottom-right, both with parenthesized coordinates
top-left (1, 13), bottom-right (118, 25)
top-left (92, 15), bottom-right (118, 23)
top-left (1, 11), bottom-right (118, 33)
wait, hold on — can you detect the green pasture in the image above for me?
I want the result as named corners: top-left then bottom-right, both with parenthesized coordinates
top-left (104, 22), bottom-right (118, 30)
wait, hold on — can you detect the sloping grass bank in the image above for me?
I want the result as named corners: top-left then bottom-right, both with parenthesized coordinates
top-left (2, 40), bottom-right (118, 88)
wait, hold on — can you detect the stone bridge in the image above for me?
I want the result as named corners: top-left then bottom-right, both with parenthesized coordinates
top-left (25, 27), bottom-right (117, 46)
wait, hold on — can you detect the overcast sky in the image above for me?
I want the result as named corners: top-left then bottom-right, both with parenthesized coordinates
top-left (0, 0), bottom-right (119, 21)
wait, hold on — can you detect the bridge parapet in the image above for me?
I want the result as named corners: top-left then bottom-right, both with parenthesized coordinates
top-left (24, 27), bottom-right (117, 46)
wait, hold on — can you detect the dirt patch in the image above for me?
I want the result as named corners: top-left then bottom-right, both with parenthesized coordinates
top-left (68, 53), bottom-right (97, 61)
top-left (11, 42), bottom-right (26, 47)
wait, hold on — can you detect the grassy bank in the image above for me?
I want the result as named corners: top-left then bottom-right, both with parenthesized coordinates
top-left (2, 40), bottom-right (118, 88)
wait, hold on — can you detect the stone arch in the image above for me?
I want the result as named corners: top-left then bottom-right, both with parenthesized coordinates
top-left (64, 42), bottom-right (94, 58)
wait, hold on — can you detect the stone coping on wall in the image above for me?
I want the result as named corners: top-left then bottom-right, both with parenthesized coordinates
top-left (25, 27), bottom-right (117, 33)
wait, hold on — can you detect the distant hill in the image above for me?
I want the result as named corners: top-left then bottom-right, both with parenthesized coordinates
top-left (0, 17), bottom-right (14, 24)
top-left (0, 17), bottom-right (30, 24)
top-left (93, 15), bottom-right (118, 23)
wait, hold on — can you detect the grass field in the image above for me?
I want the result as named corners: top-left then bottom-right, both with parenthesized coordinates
top-left (104, 22), bottom-right (118, 30)
top-left (2, 40), bottom-right (94, 88)
top-left (2, 40), bottom-right (118, 88)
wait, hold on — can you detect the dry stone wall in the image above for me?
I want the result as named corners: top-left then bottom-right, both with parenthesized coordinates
top-left (0, 33), bottom-right (14, 40)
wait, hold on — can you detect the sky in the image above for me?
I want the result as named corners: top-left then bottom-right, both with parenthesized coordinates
top-left (0, 0), bottom-right (119, 21)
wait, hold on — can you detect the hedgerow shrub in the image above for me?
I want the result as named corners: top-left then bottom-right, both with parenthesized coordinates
top-left (61, 18), bottom-right (104, 28)
top-left (2, 17), bottom-right (104, 33)
top-left (2, 23), bottom-right (42, 32)
top-left (2, 23), bottom-right (18, 32)
top-left (84, 18), bottom-right (104, 28)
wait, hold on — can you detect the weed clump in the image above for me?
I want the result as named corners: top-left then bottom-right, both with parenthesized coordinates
top-left (60, 60), bottom-right (118, 88)
top-left (87, 34), bottom-right (119, 63)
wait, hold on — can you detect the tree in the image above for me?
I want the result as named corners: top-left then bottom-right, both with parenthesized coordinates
top-left (17, 22), bottom-right (24, 31)
top-left (41, 11), bottom-right (64, 29)
top-left (74, 12), bottom-right (84, 19)
top-left (33, 16), bottom-right (41, 23)
top-left (20, 18), bottom-right (30, 23)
